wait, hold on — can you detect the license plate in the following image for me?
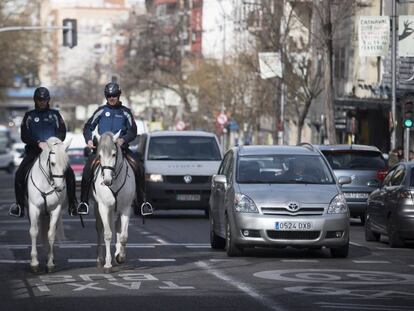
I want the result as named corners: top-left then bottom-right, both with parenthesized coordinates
top-left (344, 192), bottom-right (369, 199)
top-left (275, 221), bottom-right (313, 231)
top-left (176, 194), bottom-right (201, 201)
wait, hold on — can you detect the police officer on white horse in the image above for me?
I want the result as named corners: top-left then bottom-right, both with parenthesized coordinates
top-left (77, 82), bottom-right (142, 215)
top-left (9, 87), bottom-right (77, 217)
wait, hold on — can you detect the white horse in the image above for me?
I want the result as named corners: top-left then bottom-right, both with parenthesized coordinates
top-left (93, 131), bottom-right (136, 273)
top-left (27, 137), bottom-right (71, 273)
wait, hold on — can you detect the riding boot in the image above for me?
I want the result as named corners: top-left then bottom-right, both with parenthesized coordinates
top-left (65, 167), bottom-right (78, 216)
top-left (77, 154), bottom-right (96, 215)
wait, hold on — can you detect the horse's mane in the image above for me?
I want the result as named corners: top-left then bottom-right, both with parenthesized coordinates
top-left (97, 132), bottom-right (116, 154)
top-left (44, 137), bottom-right (68, 170)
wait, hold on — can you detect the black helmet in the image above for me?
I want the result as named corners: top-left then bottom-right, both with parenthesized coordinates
top-left (33, 87), bottom-right (50, 101)
top-left (104, 82), bottom-right (121, 98)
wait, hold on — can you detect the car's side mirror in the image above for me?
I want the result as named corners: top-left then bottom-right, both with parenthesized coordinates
top-left (338, 176), bottom-right (352, 185)
top-left (213, 174), bottom-right (227, 189)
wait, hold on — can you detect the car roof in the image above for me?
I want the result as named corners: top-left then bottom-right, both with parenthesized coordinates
top-left (315, 144), bottom-right (381, 152)
top-left (148, 130), bottom-right (217, 138)
top-left (236, 145), bottom-right (319, 156)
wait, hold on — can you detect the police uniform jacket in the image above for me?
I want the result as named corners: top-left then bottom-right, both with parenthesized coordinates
top-left (83, 102), bottom-right (137, 145)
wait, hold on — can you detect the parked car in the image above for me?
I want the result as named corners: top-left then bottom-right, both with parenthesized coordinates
top-left (0, 126), bottom-right (14, 174)
top-left (66, 133), bottom-right (87, 185)
top-left (366, 162), bottom-right (414, 247)
top-left (209, 144), bottom-right (351, 258)
top-left (12, 142), bottom-right (25, 166)
top-left (316, 144), bottom-right (388, 224)
top-left (136, 131), bottom-right (222, 214)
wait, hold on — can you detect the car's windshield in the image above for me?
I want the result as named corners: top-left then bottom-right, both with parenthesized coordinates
top-left (147, 136), bottom-right (221, 161)
top-left (322, 150), bottom-right (386, 170)
top-left (237, 154), bottom-right (335, 184)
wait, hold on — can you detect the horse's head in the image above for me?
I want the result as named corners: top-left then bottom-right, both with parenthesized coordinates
top-left (96, 131), bottom-right (121, 187)
top-left (44, 137), bottom-right (71, 192)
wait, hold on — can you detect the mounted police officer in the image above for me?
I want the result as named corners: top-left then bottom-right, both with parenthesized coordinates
top-left (9, 87), bottom-right (77, 217)
top-left (77, 82), bottom-right (141, 215)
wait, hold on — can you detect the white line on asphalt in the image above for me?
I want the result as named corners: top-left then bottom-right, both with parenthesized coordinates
top-left (186, 245), bottom-right (211, 248)
top-left (350, 241), bottom-right (363, 247)
top-left (68, 259), bottom-right (97, 263)
top-left (352, 260), bottom-right (390, 264)
top-left (376, 247), bottom-right (412, 251)
top-left (140, 232), bottom-right (151, 235)
top-left (138, 259), bottom-right (176, 262)
top-left (154, 237), bottom-right (168, 245)
top-left (0, 260), bottom-right (31, 264)
top-left (209, 259), bottom-right (240, 262)
top-left (409, 265), bottom-right (414, 268)
top-left (0, 242), bottom-right (211, 248)
top-left (315, 302), bottom-right (413, 310)
top-left (281, 259), bottom-right (319, 263)
top-left (126, 245), bottom-right (155, 248)
top-left (196, 261), bottom-right (287, 311)
top-left (59, 245), bottom-right (91, 249)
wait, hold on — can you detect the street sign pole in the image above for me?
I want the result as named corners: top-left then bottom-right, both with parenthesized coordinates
top-left (391, 0), bottom-right (397, 150)
top-left (405, 127), bottom-right (410, 161)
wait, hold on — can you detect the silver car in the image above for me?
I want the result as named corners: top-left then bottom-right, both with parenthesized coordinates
top-left (209, 145), bottom-right (351, 258)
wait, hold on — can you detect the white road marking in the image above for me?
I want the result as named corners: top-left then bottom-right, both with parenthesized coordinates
top-left (186, 245), bottom-right (211, 248)
top-left (281, 260), bottom-right (319, 263)
top-left (350, 241), bottom-right (363, 247)
top-left (126, 245), bottom-right (155, 248)
top-left (68, 259), bottom-right (98, 263)
top-left (0, 260), bottom-right (31, 264)
top-left (315, 302), bottom-right (413, 310)
top-left (59, 245), bottom-right (91, 249)
top-left (376, 247), bottom-right (411, 251)
top-left (159, 281), bottom-right (194, 290)
top-left (196, 261), bottom-right (287, 311)
top-left (138, 259), bottom-right (176, 262)
top-left (352, 260), bottom-right (390, 264)
top-left (209, 259), bottom-right (238, 262)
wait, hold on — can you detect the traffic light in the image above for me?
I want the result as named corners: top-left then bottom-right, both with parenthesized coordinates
top-left (63, 18), bottom-right (77, 48)
top-left (403, 101), bottom-right (413, 128)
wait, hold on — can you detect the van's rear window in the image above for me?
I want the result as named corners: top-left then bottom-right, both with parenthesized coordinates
top-left (321, 150), bottom-right (386, 170)
top-left (148, 136), bottom-right (221, 161)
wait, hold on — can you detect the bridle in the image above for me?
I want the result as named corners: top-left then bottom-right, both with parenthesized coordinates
top-left (95, 141), bottom-right (129, 212)
top-left (30, 143), bottom-right (66, 215)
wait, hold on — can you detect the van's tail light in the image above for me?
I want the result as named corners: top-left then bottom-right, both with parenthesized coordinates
top-left (376, 169), bottom-right (388, 181)
top-left (399, 190), bottom-right (413, 199)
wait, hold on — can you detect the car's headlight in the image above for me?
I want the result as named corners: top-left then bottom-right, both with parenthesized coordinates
top-left (234, 193), bottom-right (258, 213)
top-left (146, 174), bottom-right (163, 182)
top-left (328, 194), bottom-right (348, 214)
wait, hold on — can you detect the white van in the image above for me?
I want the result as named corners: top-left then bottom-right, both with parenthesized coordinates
top-left (137, 131), bottom-right (222, 214)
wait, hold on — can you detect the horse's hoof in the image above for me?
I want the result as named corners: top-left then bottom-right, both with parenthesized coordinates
top-left (47, 266), bottom-right (55, 273)
top-left (30, 265), bottom-right (40, 274)
top-left (115, 254), bottom-right (126, 265)
top-left (103, 267), bottom-right (112, 274)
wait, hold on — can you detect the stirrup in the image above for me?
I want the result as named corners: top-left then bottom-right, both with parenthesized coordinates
top-left (77, 202), bottom-right (89, 215)
top-left (9, 203), bottom-right (23, 218)
top-left (141, 202), bottom-right (153, 216)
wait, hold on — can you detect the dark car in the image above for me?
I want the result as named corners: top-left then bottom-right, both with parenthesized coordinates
top-left (316, 145), bottom-right (388, 224)
top-left (366, 162), bottom-right (414, 247)
top-left (67, 148), bottom-right (86, 185)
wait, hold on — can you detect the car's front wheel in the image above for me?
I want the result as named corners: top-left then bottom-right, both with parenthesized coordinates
top-left (330, 241), bottom-right (349, 258)
top-left (225, 216), bottom-right (243, 257)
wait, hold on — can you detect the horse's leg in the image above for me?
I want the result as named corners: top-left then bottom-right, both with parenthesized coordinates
top-left (95, 205), bottom-right (105, 268)
top-left (115, 212), bottom-right (129, 264)
top-left (98, 204), bottom-right (113, 272)
top-left (46, 205), bottom-right (61, 273)
top-left (28, 202), bottom-right (40, 272)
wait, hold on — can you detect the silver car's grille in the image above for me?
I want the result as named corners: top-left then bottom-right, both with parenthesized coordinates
top-left (261, 207), bottom-right (325, 216)
top-left (267, 230), bottom-right (321, 240)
